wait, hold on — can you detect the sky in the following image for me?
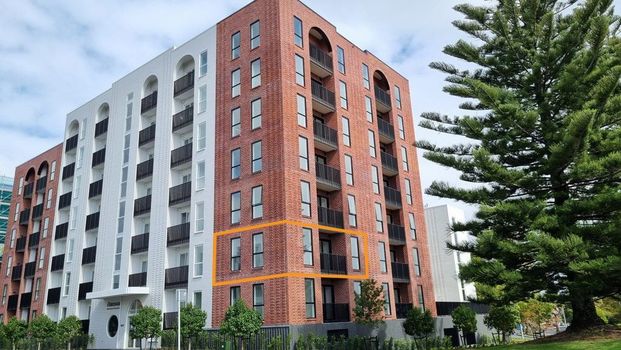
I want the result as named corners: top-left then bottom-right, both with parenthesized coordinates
top-left (1, 0), bottom-right (619, 219)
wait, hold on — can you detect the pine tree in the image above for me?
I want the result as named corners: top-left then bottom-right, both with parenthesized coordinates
top-left (419, 0), bottom-right (621, 331)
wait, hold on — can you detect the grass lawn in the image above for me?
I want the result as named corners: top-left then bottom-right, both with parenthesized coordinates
top-left (490, 338), bottom-right (621, 350)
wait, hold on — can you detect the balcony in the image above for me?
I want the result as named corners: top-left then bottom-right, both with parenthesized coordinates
top-left (174, 70), bottom-right (195, 98)
top-left (141, 91), bottom-right (158, 115)
top-left (315, 163), bottom-right (341, 192)
top-left (131, 233), bottom-right (149, 254)
top-left (19, 292), bottom-right (32, 309)
top-left (378, 118), bottom-right (395, 144)
top-left (19, 209), bottom-right (30, 225)
top-left (380, 151), bottom-right (399, 177)
top-left (94, 118), bottom-right (109, 138)
top-left (318, 207), bottom-right (344, 229)
top-left (28, 231), bottom-right (40, 248)
top-left (55, 223), bottom-right (69, 240)
top-left (78, 282), bottom-right (93, 301)
top-left (165, 266), bottom-right (188, 289)
top-left (88, 179), bottom-right (103, 199)
top-left (24, 262), bottom-right (36, 278)
top-left (374, 86), bottom-right (392, 113)
top-left (91, 148), bottom-right (106, 168)
top-left (134, 195), bottom-right (152, 217)
top-left (85, 212), bottom-right (100, 231)
top-left (31, 203), bottom-right (44, 220)
top-left (171, 143), bottom-right (192, 168)
top-left (311, 80), bottom-right (336, 114)
top-left (23, 182), bottom-right (33, 199)
top-left (51, 254), bottom-right (65, 272)
top-left (65, 134), bottom-right (78, 153)
top-left (128, 272), bottom-right (147, 287)
top-left (172, 105), bottom-right (194, 133)
top-left (7, 295), bottom-right (18, 311)
top-left (396, 303), bottom-right (413, 319)
top-left (136, 159), bottom-right (154, 181)
top-left (139, 124), bottom-right (156, 147)
top-left (58, 192), bottom-right (72, 210)
top-left (391, 262), bottom-right (410, 283)
top-left (309, 44), bottom-right (333, 78)
top-left (313, 120), bottom-right (338, 152)
top-left (320, 253), bottom-right (347, 274)
top-left (82, 246), bottom-right (96, 265)
top-left (167, 223), bottom-right (190, 247)
top-left (46, 287), bottom-right (61, 304)
top-left (36, 176), bottom-right (47, 192)
top-left (62, 163), bottom-right (75, 180)
top-left (11, 265), bottom-right (22, 281)
top-left (169, 182), bottom-right (191, 206)
top-left (163, 312), bottom-right (178, 330)
top-left (384, 186), bottom-right (403, 210)
top-left (388, 224), bottom-right (406, 246)
top-left (16, 237), bottom-right (26, 252)
top-left (323, 303), bottom-right (350, 323)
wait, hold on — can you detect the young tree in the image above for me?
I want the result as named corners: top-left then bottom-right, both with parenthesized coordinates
top-left (3, 317), bottom-right (27, 350)
top-left (418, 0), bottom-right (621, 331)
top-left (353, 279), bottom-right (386, 329)
top-left (129, 306), bottom-right (162, 350)
top-left (403, 307), bottom-right (435, 349)
top-left (220, 299), bottom-right (263, 350)
top-left (180, 303), bottom-right (207, 350)
top-left (516, 299), bottom-right (555, 336)
top-left (484, 305), bottom-right (519, 344)
top-left (56, 316), bottom-right (83, 350)
top-left (29, 314), bottom-right (57, 350)
top-left (451, 305), bottom-right (477, 346)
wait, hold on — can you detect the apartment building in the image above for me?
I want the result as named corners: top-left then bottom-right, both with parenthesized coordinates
top-left (0, 176), bottom-right (13, 248)
top-left (1, 0), bottom-right (434, 347)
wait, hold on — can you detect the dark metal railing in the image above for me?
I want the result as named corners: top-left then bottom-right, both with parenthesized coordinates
top-left (91, 148), bottom-right (106, 167)
top-left (128, 272), bottom-right (147, 287)
top-left (65, 134), bottom-right (78, 152)
top-left (88, 179), bottom-right (103, 198)
top-left (323, 303), bottom-right (350, 323)
top-left (141, 91), bottom-right (158, 114)
top-left (396, 303), bottom-right (413, 319)
top-left (167, 223), bottom-right (190, 247)
top-left (94, 118), bottom-right (109, 137)
top-left (174, 70), bottom-right (195, 97)
top-left (51, 254), bottom-right (65, 271)
top-left (172, 105), bottom-right (194, 132)
top-left (163, 312), bottom-right (178, 329)
top-left (81, 246), bottom-right (96, 265)
top-left (388, 224), bottom-right (406, 245)
top-left (165, 266), bottom-right (188, 288)
top-left (391, 262), bottom-right (410, 281)
top-left (78, 282), bottom-right (93, 301)
top-left (19, 208), bottom-right (30, 225)
top-left (374, 85), bottom-right (392, 109)
top-left (318, 207), bottom-right (344, 229)
top-left (139, 124), bottom-right (156, 146)
top-left (313, 120), bottom-right (338, 148)
top-left (311, 80), bottom-right (336, 109)
top-left (320, 253), bottom-right (347, 274)
top-left (28, 231), bottom-right (40, 248)
top-left (16, 237), bottom-right (26, 252)
top-left (31, 203), bottom-right (44, 220)
top-left (55, 223), bottom-right (68, 240)
top-left (378, 118), bottom-right (395, 142)
top-left (171, 143), bottom-right (193, 168)
top-left (46, 287), bottom-right (61, 304)
top-left (7, 295), bottom-right (18, 311)
top-left (384, 186), bottom-right (403, 208)
top-left (36, 176), bottom-right (47, 192)
top-left (23, 182), bottom-right (34, 198)
top-left (381, 151), bottom-right (398, 173)
top-left (19, 292), bottom-right (32, 309)
top-left (62, 162), bottom-right (75, 180)
top-left (309, 44), bottom-right (334, 72)
top-left (136, 159), bottom-right (154, 180)
top-left (315, 163), bottom-right (341, 189)
top-left (85, 212), bottom-right (100, 231)
top-left (134, 195), bottom-right (152, 216)
top-left (169, 182), bottom-right (191, 206)
top-left (58, 192), bottom-right (72, 210)
top-left (131, 233), bottom-right (149, 254)
top-left (24, 262), bottom-right (36, 278)
top-left (11, 265), bottom-right (22, 281)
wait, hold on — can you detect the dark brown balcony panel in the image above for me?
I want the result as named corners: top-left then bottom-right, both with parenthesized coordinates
top-left (7, 295), bottom-right (18, 311)
top-left (58, 192), bottom-right (72, 210)
top-left (378, 118), bottom-right (395, 144)
top-left (81, 319), bottom-right (90, 334)
top-left (24, 262), bottom-right (36, 278)
top-left (323, 303), bottom-right (350, 323)
top-left (91, 148), bottom-right (106, 168)
top-left (36, 176), bottom-right (47, 192)
top-left (16, 237), bottom-right (26, 252)
top-left (172, 105), bottom-right (194, 132)
top-left (19, 292), bottom-right (32, 309)
top-left (128, 272), bottom-right (147, 287)
top-left (85, 212), bottom-right (100, 231)
top-left (388, 224), bottom-right (406, 246)
top-left (11, 265), bottom-right (22, 281)
top-left (134, 195), bottom-right (152, 217)
top-left (167, 222), bottom-right (190, 247)
top-left (174, 70), bottom-right (195, 97)
top-left (384, 186), bottom-right (403, 210)
top-left (47, 287), bottom-right (61, 304)
top-left (171, 143), bottom-right (192, 168)
top-left (318, 207), bottom-right (344, 229)
top-left (136, 159), bottom-right (154, 181)
top-left (55, 223), bottom-right (69, 240)
top-left (65, 134), bottom-right (78, 153)
top-left (131, 233), bottom-right (149, 254)
top-left (309, 44), bottom-right (334, 78)
top-left (78, 282), bottom-right (93, 301)
top-left (88, 179), bottom-right (103, 198)
top-left (31, 203), bottom-right (44, 220)
top-left (94, 117), bottom-right (109, 138)
top-left (23, 182), bottom-right (34, 199)
top-left (163, 312), bottom-right (177, 330)
top-left (320, 253), bottom-right (347, 274)
top-left (82, 246), bottom-right (96, 265)
top-left (19, 209), bottom-right (30, 225)
top-left (391, 262), bottom-right (410, 283)
top-left (164, 265), bottom-right (188, 289)
top-left (380, 151), bottom-right (399, 177)
top-left (51, 254), bottom-right (65, 272)
top-left (169, 182), bottom-right (191, 206)
top-left (374, 85), bottom-right (392, 113)
top-left (396, 303), bottom-right (413, 319)
top-left (141, 91), bottom-right (158, 114)
top-left (311, 80), bottom-right (336, 114)
top-left (139, 124), bottom-right (156, 146)
top-left (62, 162), bottom-right (75, 180)
top-left (313, 120), bottom-right (338, 152)
top-left (28, 231), bottom-right (40, 248)
top-left (315, 163), bottom-right (341, 192)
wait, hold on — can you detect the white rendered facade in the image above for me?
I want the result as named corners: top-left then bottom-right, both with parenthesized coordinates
top-left (424, 204), bottom-right (476, 302)
top-left (46, 27), bottom-right (217, 349)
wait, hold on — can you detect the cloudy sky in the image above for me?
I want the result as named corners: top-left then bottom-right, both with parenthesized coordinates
top-left (1, 0), bottom-right (618, 218)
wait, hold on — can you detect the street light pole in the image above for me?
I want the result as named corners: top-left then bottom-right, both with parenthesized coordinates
top-left (177, 289), bottom-right (186, 350)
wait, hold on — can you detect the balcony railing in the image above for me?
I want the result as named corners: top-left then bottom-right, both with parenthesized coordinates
top-left (136, 159), bottom-right (154, 181)
top-left (391, 262), bottom-right (410, 282)
top-left (19, 292), bottom-right (32, 309)
top-left (323, 303), bottom-right (350, 323)
top-left (320, 253), bottom-right (347, 274)
top-left (7, 295), bottom-right (18, 311)
top-left (378, 118), bottom-right (395, 143)
top-left (46, 287), bottom-right (61, 304)
top-left (167, 223), bottom-right (190, 247)
top-left (313, 120), bottom-right (338, 151)
top-left (374, 85), bottom-right (392, 112)
top-left (31, 203), bottom-right (44, 220)
top-left (82, 246), bottom-right (96, 265)
top-left (78, 282), bottom-right (93, 301)
top-left (58, 192), bottom-right (72, 210)
top-left (171, 143), bottom-right (193, 168)
top-left (11, 265), bottom-right (22, 281)
top-left (51, 254), bottom-right (65, 271)
top-left (174, 70), bottom-right (195, 97)
top-left (169, 182), bottom-right (191, 206)
top-left (165, 266), bottom-right (188, 288)
top-left (65, 134), bottom-right (78, 153)
top-left (55, 223), bottom-right (69, 240)
top-left (134, 195), bottom-right (152, 216)
top-left (311, 80), bottom-right (336, 113)
top-left (128, 272), bottom-right (147, 287)
top-left (309, 44), bottom-right (334, 78)
top-left (141, 91), bottom-right (158, 114)
top-left (380, 151), bottom-right (398, 176)
top-left (318, 207), bottom-right (344, 229)
top-left (16, 237), bottom-right (26, 252)
top-left (36, 176), bottom-right (47, 192)
top-left (88, 179), bottom-right (103, 198)
top-left (396, 303), bottom-right (413, 319)
top-left (94, 117), bottom-right (109, 138)
top-left (24, 262), bottom-right (36, 278)
top-left (85, 212), bottom-right (100, 231)
top-left (388, 224), bottom-right (406, 245)
top-left (163, 312), bottom-right (178, 330)
top-left (131, 233), bottom-right (149, 254)
top-left (19, 209), bottom-right (30, 225)
top-left (172, 106), bottom-right (194, 132)
top-left (62, 163), bottom-right (75, 180)
top-left (315, 163), bottom-right (341, 192)
top-left (91, 148), bottom-right (106, 168)
top-left (139, 124), bottom-right (156, 146)
top-left (384, 186), bottom-right (403, 210)
top-left (28, 231), bottom-right (40, 248)
top-left (23, 182), bottom-right (33, 199)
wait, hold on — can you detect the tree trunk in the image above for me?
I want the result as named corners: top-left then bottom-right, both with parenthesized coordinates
top-left (188, 338), bottom-right (192, 350)
top-left (67, 341), bottom-right (71, 350)
top-left (568, 292), bottom-right (604, 332)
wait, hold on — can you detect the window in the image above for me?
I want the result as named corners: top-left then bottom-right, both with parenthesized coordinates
top-left (347, 195), bottom-right (357, 227)
top-left (351, 236), bottom-right (360, 270)
top-left (9, 229), bottom-right (15, 248)
top-left (14, 203), bottom-right (19, 222)
top-left (371, 166), bottom-right (380, 194)
top-left (253, 284), bottom-right (264, 316)
top-left (300, 181), bottom-right (311, 217)
top-left (231, 238), bottom-right (241, 271)
top-left (294, 17), bottom-right (303, 47)
top-left (230, 286), bottom-right (241, 305)
top-left (231, 69), bottom-right (241, 97)
top-left (197, 162), bottom-right (206, 191)
top-left (195, 202), bottom-right (204, 232)
top-left (1, 285), bottom-right (6, 305)
top-left (198, 84), bottom-right (207, 113)
top-left (341, 155), bottom-right (353, 186)
top-left (42, 217), bottom-right (49, 238)
top-left (368, 130), bottom-right (376, 158)
top-left (38, 247), bottom-right (45, 269)
top-left (378, 242), bottom-right (387, 272)
top-left (199, 50), bottom-right (208, 76)
top-left (297, 94), bottom-right (307, 127)
top-left (50, 161), bottom-right (57, 181)
top-left (354, 281), bottom-right (361, 296)
top-left (401, 146), bottom-right (409, 171)
top-left (413, 248), bottom-right (421, 276)
top-left (303, 228), bottom-right (313, 265)
top-left (395, 85), bottom-right (402, 109)
top-left (70, 206), bottom-right (77, 229)
top-left (194, 245), bottom-right (203, 277)
top-left (362, 63), bottom-right (370, 89)
top-left (253, 233), bottom-right (264, 268)
top-left (375, 203), bottom-right (384, 232)
top-left (231, 107), bottom-right (241, 137)
top-left (408, 213), bottom-right (417, 240)
top-left (5, 257), bottom-right (11, 277)
top-left (46, 189), bottom-right (53, 208)
top-left (418, 285), bottom-right (425, 309)
top-left (298, 136), bottom-right (309, 171)
top-left (251, 59), bottom-right (261, 88)
top-left (64, 272), bottom-right (71, 296)
top-left (397, 115), bottom-right (405, 139)
top-left (295, 55), bottom-right (305, 86)
top-left (18, 177), bottom-right (23, 195)
top-left (67, 239), bottom-right (74, 262)
top-left (114, 237), bottom-right (122, 271)
top-left (365, 96), bottom-right (373, 122)
top-left (252, 186), bottom-right (263, 219)
top-left (251, 141), bottom-right (262, 173)
top-left (231, 149), bottom-right (241, 180)
top-left (251, 98), bottom-right (262, 129)
top-left (231, 192), bottom-right (241, 224)
top-left (305, 279), bottom-right (315, 318)
top-left (198, 122), bottom-right (206, 150)
top-left (250, 20), bottom-right (260, 49)
top-left (405, 179), bottom-right (413, 205)
top-left (194, 291), bottom-right (203, 309)
top-left (382, 283), bottom-right (391, 315)
top-left (231, 32), bottom-right (241, 59)
top-left (342, 117), bottom-right (351, 146)
top-left (339, 81), bottom-right (348, 109)
top-left (77, 146), bottom-right (84, 168)
top-left (337, 46), bottom-right (345, 74)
